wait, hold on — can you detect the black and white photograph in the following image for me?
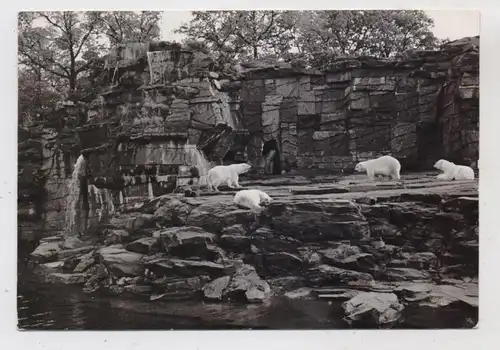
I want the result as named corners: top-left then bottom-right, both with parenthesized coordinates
top-left (16, 9), bottom-right (480, 331)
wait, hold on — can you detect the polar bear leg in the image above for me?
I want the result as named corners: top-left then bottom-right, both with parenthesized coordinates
top-left (391, 169), bottom-right (401, 180)
top-left (206, 175), bottom-right (214, 191)
top-left (231, 173), bottom-right (242, 188)
top-left (212, 177), bottom-right (222, 191)
top-left (250, 203), bottom-right (262, 210)
top-left (437, 173), bottom-right (452, 180)
top-left (366, 168), bottom-right (376, 181)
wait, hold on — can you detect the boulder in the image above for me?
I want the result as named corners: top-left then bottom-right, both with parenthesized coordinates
top-left (202, 264), bottom-right (271, 303)
top-left (393, 281), bottom-right (478, 308)
top-left (145, 256), bottom-right (227, 278)
top-left (46, 272), bottom-right (88, 285)
top-left (249, 228), bottom-right (302, 253)
top-left (284, 287), bottom-right (314, 300)
top-left (267, 276), bottom-right (307, 294)
top-left (251, 252), bottom-right (304, 277)
top-left (105, 229), bottom-right (132, 245)
top-left (57, 246), bottom-right (94, 260)
top-left (153, 198), bottom-right (192, 226)
top-left (152, 226), bottom-right (219, 260)
top-left (126, 237), bottom-right (161, 255)
top-left (297, 246), bottom-right (323, 265)
top-left (186, 201), bottom-right (256, 233)
top-left (403, 252), bottom-right (438, 269)
top-left (320, 244), bottom-right (376, 271)
top-left (150, 275), bottom-right (212, 300)
top-left (30, 242), bottom-right (61, 263)
top-left (202, 275), bottom-right (231, 301)
top-left (61, 236), bottom-right (87, 250)
top-left (342, 292), bottom-right (404, 327)
top-left (267, 199), bottom-right (370, 242)
top-left (40, 261), bottom-right (65, 270)
top-left (219, 233), bottom-right (252, 253)
top-left (221, 224), bottom-right (247, 236)
top-left (307, 264), bottom-right (374, 287)
top-left (109, 213), bottom-right (155, 231)
top-left (99, 245), bottom-right (144, 277)
top-left (73, 251), bottom-right (95, 273)
top-left (381, 267), bottom-right (432, 282)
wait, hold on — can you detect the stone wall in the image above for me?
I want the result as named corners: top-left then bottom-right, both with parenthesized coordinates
top-left (235, 36), bottom-right (479, 173)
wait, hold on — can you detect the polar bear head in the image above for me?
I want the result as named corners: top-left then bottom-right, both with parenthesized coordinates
top-left (434, 159), bottom-right (453, 171)
top-left (354, 162), bottom-right (365, 173)
top-left (232, 163), bottom-right (252, 174)
top-left (434, 159), bottom-right (444, 170)
top-left (259, 190), bottom-right (273, 205)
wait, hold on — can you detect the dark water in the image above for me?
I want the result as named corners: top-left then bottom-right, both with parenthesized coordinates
top-left (17, 240), bottom-right (477, 330)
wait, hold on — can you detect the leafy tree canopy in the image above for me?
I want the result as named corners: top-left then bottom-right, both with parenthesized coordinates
top-left (175, 10), bottom-right (440, 69)
top-left (18, 11), bottom-right (162, 126)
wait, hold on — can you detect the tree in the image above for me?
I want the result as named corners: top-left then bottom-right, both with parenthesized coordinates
top-left (18, 67), bottom-right (60, 127)
top-left (292, 10), bottom-right (439, 69)
top-left (18, 11), bottom-right (104, 97)
top-left (98, 11), bottom-right (161, 46)
top-left (175, 11), bottom-right (298, 62)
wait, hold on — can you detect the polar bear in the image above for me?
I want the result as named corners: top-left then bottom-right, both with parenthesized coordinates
top-left (207, 163), bottom-right (252, 192)
top-left (434, 159), bottom-right (475, 180)
top-left (354, 155), bottom-right (401, 181)
top-left (234, 189), bottom-right (273, 210)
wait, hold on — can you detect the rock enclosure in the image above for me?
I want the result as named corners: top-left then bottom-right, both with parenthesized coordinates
top-left (18, 37), bottom-right (479, 239)
top-left (29, 174), bottom-right (479, 328)
top-left (21, 37), bottom-right (479, 328)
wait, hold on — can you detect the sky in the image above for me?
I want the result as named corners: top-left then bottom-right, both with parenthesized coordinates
top-left (160, 10), bottom-right (480, 42)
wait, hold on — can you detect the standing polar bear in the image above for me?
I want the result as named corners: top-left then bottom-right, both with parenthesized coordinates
top-left (434, 159), bottom-right (475, 180)
top-left (207, 163), bottom-right (252, 192)
top-left (354, 155), bottom-right (401, 180)
top-left (234, 189), bottom-right (273, 210)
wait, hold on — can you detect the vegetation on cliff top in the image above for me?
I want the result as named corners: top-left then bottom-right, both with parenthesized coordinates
top-left (18, 10), bottom-right (443, 128)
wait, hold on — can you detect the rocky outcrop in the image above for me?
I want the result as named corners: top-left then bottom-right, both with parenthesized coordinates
top-left (18, 37), bottom-right (479, 245)
top-left (27, 174), bottom-right (478, 328)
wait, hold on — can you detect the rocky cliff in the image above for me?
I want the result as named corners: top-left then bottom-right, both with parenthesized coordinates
top-left (236, 36), bottom-right (479, 173)
top-left (18, 37), bottom-right (479, 242)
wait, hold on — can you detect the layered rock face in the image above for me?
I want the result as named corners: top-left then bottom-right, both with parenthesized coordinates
top-left (18, 37), bottom-right (479, 246)
top-left (236, 36), bottom-right (479, 173)
top-left (81, 42), bottom-right (242, 192)
top-left (29, 175), bottom-right (479, 328)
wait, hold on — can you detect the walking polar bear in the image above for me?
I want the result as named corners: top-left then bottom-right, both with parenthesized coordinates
top-left (434, 159), bottom-right (475, 180)
top-left (234, 189), bottom-right (273, 210)
top-left (354, 155), bottom-right (401, 180)
top-left (207, 163), bottom-right (252, 192)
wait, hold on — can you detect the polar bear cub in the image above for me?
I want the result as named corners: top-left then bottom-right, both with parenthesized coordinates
top-left (354, 155), bottom-right (401, 180)
top-left (234, 189), bottom-right (273, 210)
top-left (207, 163), bottom-right (252, 191)
top-left (434, 159), bottom-right (475, 180)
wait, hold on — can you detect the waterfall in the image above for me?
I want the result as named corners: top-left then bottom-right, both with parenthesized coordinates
top-left (183, 144), bottom-right (212, 185)
top-left (148, 180), bottom-right (154, 199)
top-left (119, 190), bottom-right (126, 206)
top-left (65, 155), bottom-right (86, 236)
top-left (219, 92), bottom-right (236, 130)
